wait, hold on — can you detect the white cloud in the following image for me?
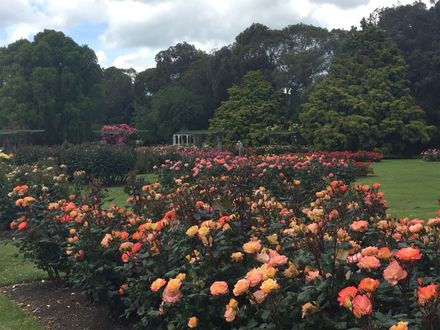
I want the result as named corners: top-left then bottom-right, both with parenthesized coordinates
top-left (112, 47), bottom-right (159, 70)
top-left (96, 50), bottom-right (109, 67)
top-left (0, 0), bottom-right (434, 71)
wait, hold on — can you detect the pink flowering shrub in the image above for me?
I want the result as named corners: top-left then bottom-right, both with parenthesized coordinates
top-left (101, 124), bottom-right (136, 145)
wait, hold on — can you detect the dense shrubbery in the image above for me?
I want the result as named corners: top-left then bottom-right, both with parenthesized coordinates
top-left (11, 153), bottom-right (440, 329)
top-left (59, 143), bottom-right (136, 184)
top-left (421, 149), bottom-right (440, 162)
top-left (11, 144), bottom-right (136, 184)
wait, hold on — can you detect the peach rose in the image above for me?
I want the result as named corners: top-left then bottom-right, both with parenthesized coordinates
top-left (358, 278), bottom-right (380, 293)
top-left (418, 284), bottom-right (438, 305)
top-left (350, 220), bottom-right (369, 232)
top-left (210, 281), bottom-right (229, 296)
top-left (101, 233), bottom-right (113, 248)
top-left (357, 256), bottom-right (381, 270)
top-left (243, 240), bottom-right (261, 254)
top-left (337, 286), bottom-right (357, 308)
top-left (352, 294), bottom-right (373, 318)
top-left (233, 279), bottom-right (250, 296)
top-left (361, 246), bottom-right (378, 256)
top-left (394, 247), bottom-right (422, 262)
top-left (231, 252), bottom-right (244, 262)
top-left (224, 299), bottom-right (238, 322)
top-left (162, 278), bottom-right (182, 304)
top-left (150, 278), bottom-right (167, 292)
top-left (306, 269), bottom-right (320, 283)
top-left (383, 261), bottom-right (407, 286)
top-left (246, 268), bottom-right (264, 287)
top-left (252, 289), bottom-right (267, 304)
top-left (267, 249), bottom-right (288, 267)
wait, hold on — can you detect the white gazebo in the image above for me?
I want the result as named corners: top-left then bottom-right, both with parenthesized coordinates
top-left (172, 131), bottom-right (195, 146)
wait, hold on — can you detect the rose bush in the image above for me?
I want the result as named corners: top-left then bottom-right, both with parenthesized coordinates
top-left (10, 152), bottom-right (440, 329)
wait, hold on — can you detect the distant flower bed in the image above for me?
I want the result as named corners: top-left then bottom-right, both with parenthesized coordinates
top-left (421, 149), bottom-right (440, 161)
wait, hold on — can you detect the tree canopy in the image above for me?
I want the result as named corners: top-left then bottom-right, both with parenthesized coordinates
top-left (299, 22), bottom-right (434, 154)
top-left (209, 70), bottom-right (284, 146)
top-left (0, 30), bottom-right (104, 144)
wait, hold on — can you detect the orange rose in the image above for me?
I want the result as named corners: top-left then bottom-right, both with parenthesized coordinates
top-left (233, 279), bottom-right (250, 296)
top-left (210, 281), bottom-right (229, 296)
top-left (337, 286), bottom-right (357, 308)
top-left (350, 220), bottom-right (369, 232)
top-left (389, 321), bottom-right (408, 330)
top-left (352, 294), bottom-right (373, 318)
top-left (418, 284), bottom-right (438, 305)
top-left (150, 278), bottom-right (167, 292)
top-left (187, 316), bottom-right (198, 328)
top-left (378, 247), bottom-right (392, 260)
top-left (358, 278), bottom-right (380, 293)
top-left (383, 261), bottom-right (407, 286)
top-left (357, 256), bottom-right (381, 270)
top-left (394, 247), bottom-right (422, 262)
top-left (243, 240), bottom-right (261, 254)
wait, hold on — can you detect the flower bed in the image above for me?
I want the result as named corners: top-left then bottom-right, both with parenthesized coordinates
top-left (9, 152), bottom-right (440, 329)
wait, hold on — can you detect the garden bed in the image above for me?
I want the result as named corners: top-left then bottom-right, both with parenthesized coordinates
top-left (2, 281), bottom-right (129, 330)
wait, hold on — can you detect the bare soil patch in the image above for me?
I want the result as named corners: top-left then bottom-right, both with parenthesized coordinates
top-left (2, 281), bottom-right (131, 330)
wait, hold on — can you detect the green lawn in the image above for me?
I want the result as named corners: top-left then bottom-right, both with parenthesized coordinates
top-left (0, 295), bottom-right (43, 330)
top-left (0, 242), bottom-right (46, 329)
top-left (357, 159), bottom-right (440, 219)
top-left (0, 242), bottom-right (47, 286)
top-left (105, 173), bottom-right (158, 208)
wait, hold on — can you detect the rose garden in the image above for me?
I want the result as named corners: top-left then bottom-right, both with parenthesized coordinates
top-left (1, 2), bottom-right (440, 329)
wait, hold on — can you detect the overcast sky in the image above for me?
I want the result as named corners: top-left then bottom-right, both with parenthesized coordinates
top-left (0, 0), bottom-right (432, 71)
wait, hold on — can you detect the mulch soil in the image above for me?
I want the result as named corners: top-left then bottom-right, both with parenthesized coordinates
top-left (1, 281), bottom-right (132, 330)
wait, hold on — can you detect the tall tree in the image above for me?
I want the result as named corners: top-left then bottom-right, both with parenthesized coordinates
top-left (300, 22), bottom-right (433, 154)
top-left (209, 70), bottom-right (284, 146)
top-left (377, 1), bottom-right (440, 145)
top-left (0, 30), bottom-right (103, 144)
top-left (103, 67), bottom-right (135, 124)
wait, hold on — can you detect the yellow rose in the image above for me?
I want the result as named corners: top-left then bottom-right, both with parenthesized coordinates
top-left (186, 225), bottom-right (199, 237)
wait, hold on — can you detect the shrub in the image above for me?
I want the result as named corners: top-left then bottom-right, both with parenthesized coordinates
top-left (59, 143), bottom-right (136, 184)
top-left (421, 149), bottom-right (440, 161)
top-left (101, 124), bottom-right (136, 145)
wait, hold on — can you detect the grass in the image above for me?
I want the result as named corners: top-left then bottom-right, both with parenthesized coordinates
top-left (357, 159), bottom-right (440, 219)
top-left (0, 242), bottom-right (47, 286)
top-left (0, 295), bottom-right (43, 330)
top-left (0, 242), bottom-right (46, 329)
top-left (105, 173), bottom-right (158, 208)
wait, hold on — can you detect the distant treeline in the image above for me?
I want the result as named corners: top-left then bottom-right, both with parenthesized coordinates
top-left (0, 1), bottom-right (439, 153)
